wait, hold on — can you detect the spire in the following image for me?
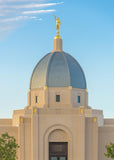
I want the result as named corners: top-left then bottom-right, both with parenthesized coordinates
top-left (52, 15), bottom-right (63, 52)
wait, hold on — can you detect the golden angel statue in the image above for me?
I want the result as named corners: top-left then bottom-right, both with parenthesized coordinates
top-left (53, 15), bottom-right (61, 31)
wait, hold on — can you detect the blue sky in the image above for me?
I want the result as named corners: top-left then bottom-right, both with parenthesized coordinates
top-left (0, 0), bottom-right (114, 118)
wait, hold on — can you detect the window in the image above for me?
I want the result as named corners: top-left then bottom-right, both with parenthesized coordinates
top-left (35, 96), bottom-right (38, 103)
top-left (56, 95), bottom-right (60, 102)
top-left (77, 96), bottom-right (80, 103)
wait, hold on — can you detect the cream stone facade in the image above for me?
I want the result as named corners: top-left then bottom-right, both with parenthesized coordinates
top-left (0, 30), bottom-right (114, 160)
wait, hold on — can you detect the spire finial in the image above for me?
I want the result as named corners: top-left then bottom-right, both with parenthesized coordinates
top-left (53, 15), bottom-right (61, 39)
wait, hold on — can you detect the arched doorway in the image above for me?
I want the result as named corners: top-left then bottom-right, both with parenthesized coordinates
top-left (44, 125), bottom-right (72, 160)
top-left (49, 142), bottom-right (68, 160)
top-left (49, 129), bottom-right (68, 160)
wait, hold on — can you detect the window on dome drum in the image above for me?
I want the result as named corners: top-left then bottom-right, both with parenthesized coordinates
top-left (35, 96), bottom-right (38, 103)
top-left (77, 96), bottom-right (80, 103)
top-left (56, 95), bottom-right (60, 102)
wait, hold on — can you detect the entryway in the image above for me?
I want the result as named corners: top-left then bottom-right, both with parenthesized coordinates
top-left (49, 142), bottom-right (68, 160)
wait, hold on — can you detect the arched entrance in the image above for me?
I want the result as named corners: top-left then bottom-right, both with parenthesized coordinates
top-left (49, 142), bottom-right (68, 160)
top-left (49, 129), bottom-right (68, 160)
top-left (44, 125), bottom-right (72, 160)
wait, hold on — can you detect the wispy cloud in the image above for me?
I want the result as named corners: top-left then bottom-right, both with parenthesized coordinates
top-left (0, 0), bottom-right (47, 2)
top-left (0, 16), bottom-right (42, 23)
top-left (0, 0), bottom-right (64, 40)
top-left (0, 26), bottom-right (14, 32)
top-left (0, 2), bottom-right (64, 9)
top-left (22, 9), bottom-right (55, 14)
top-left (0, 13), bottom-right (4, 16)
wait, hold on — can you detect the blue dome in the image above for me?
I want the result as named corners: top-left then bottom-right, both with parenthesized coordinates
top-left (30, 52), bottom-right (87, 89)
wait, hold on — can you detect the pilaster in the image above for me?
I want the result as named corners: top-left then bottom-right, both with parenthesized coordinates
top-left (18, 116), bottom-right (25, 160)
top-left (31, 107), bottom-right (39, 160)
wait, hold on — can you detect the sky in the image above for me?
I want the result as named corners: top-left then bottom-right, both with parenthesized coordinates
top-left (0, 0), bottom-right (114, 118)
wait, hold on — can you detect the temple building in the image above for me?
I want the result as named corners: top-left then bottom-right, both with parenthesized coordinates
top-left (0, 17), bottom-right (114, 160)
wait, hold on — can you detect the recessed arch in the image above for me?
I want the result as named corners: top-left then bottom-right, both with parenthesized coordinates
top-left (43, 124), bottom-right (73, 160)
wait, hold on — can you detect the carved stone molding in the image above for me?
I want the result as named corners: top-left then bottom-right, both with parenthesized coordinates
top-left (49, 129), bottom-right (68, 142)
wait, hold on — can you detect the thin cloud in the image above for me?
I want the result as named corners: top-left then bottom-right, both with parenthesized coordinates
top-left (0, 13), bottom-right (4, 16)
top-left (0, 26), bottom-right (13, 32)
top-left (0, 2), bottom-right (64, 9)
top-left (22, 9), bottom-right (55, 14)
top-left (0, 0), bottom-right (46, 2)
top-left (1, 16), bottom-right (28, 22)
top-left (0, 16), bottom-right (42, 23)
